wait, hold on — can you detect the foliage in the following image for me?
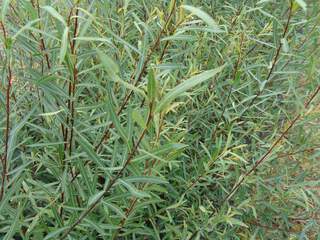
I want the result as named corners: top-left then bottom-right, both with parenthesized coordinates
top-left (0, 0), bottom-right (320, 239)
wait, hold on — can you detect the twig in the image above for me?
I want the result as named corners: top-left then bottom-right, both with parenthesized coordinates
top-left (60, 3), bottom-right (81, 217)
top-left (63, 1), bottom-right (181, 201)
top-left (188, 82), bottom-right (320, 239)
top-left (239, 1), bottom-right (294, 118)
top-left (0, 21), bottom-right (13, 200)
top-left (59, 104), bottom-right (154, 239)
top-left (94, 0), bottom-right (177, 151)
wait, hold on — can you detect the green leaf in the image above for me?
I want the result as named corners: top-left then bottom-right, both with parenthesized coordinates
top-left (118, 179), bottom-right (150, 198)
top-left (133, 143), bottom-right (187, 162)
top-left (132, 110), bottom-right (146, 129)
top-left (42, 6), bottom-right (67, 26)
top-left (107, 100), bottom-right (128, 144)
top-left (227, 218), bottom-right (248, 228)
top-left (103, 202), bottom-right (126, 218)
top-left (88, 191), bottom-right (104, 206)
top-left (13, 18), bottom-right (42, 39)
top-left (98, 51), bottom-right (145, 97)
top-left (8, 107), bottom-right (36, 162)
top-left (156, 65), bottom-right (225, 112)
top-left (43, 227), bottom-right (69, 240)
top-left (59, 27), bottom-right (69, 64)
top-left (97, 50), bottom-right (119, 79)
top-left (1, 0), bottom-right (10, 22)
top-left (147, 69), bottom-right (157, 102)
top-left (74, 129), bottom-right (107, 171)
top-left (122, 176), bottom-right (168, 185)
top-left (3, 202), bottom-right (24, 240)
top-left (281, 38), bottom-right (289, 53)
top-left (295, 0), bottom-right (307, 12)
top-left (75, 36), bottom-right (112, 44)
top-left (77, 160), bottom-right (95, 195)
top-left (182, 5), bottom-right (221, 31)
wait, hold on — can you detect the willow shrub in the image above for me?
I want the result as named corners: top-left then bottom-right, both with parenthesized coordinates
top-left (0, 0), bottom-right (320, 239)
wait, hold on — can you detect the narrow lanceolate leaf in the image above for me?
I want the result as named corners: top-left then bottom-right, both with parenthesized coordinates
top-left (74, 129), bottom-right (106, 170)
top-left (156, 65), bottom-right (225, 112)
top-left (88, 191), bottom-right (104, 206)
top-left (13, 18), bottom-right (42, 39)
top-left (295, 0), bottom-right (307, 12)
top-left (133, 143), bottom-right (187, 162)
top-left (43, 227), bottom-right (70, 240)
top-left (3, 202), bottom-right (24, 240)
top-left (75, 37), bottom-right (112, 44)
top-left (281, 38), bottom-right (289, 53)
top-left (147, 69), bottom-right (157, 102)
top-left (97, 50), bottom-right (119, 80)
top-left (118, 179), bottom-right (150, 198)
top-left (182, 5), bottom-right (221, 31)
top-left (122, 176), bottom-right (168, 185)
top-left (8, 107), bottom-right (36, 162)
top-left (1, 0), bottom-right (11, 22)
top-left (42, 6), bottom-right (67, 26)
top-left (107, 100), bottom-right (128, 144)
top-left (59, 27), bottom-right (69, 64)
top-left (132, 110), bottom-right (146, 129)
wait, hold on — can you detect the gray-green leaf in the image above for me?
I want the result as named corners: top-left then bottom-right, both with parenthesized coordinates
top-left (295, 0), bottom-right (307, 12)
top-left (42, 6), bottom-right (67, 26)
top-left (182, 5), bottom-right (221, 31)
top-left (156, 65), bottom-right (225, 112)
top-left (59, 27), bottom-right (69, 64)
top-left (118, 179), bottom-right (150, 198)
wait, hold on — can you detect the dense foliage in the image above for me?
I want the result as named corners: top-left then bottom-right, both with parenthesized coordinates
top-left (1, 0), bottom-right (320, 239)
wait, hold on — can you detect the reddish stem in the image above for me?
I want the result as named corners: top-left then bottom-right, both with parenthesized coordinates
top-left (0, 21), bottom-right (12, 200)
top-left (60, 104), bottom-right (154, 239)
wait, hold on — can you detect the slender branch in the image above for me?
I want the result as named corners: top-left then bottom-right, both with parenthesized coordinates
top-left (65, 0), bottom-right (179, 185)
top-left (66, 4), bottom-right (181, 186)
top-left (239, 1), bottom-right (294, 118)
top-left (33, 0), bottom-right (51, 69)
top-left (68, 6), bottom-right (80, 157)
top-left (63, 6), bottom-right (75, 153)
top-left (188, 83), bottom-right (320, 239)
top-left (111, 106), bottom-right (166, 239)
top-left (59, 104), bottom-right (154, 239)
top-left (280, 13), bottom-right (320, 71)
top-left (0, 21), bottom-right (13, 200)
top-left (60, 3), bottom-right (81, 217)
top-left (217, 33), bottom-right (245, 124)
top-left (29, 0), bottom-right (67, 141)
top-left (276, 146), bottom-right (320, 158)
top-left (95, 0), bottom-right (177, 151)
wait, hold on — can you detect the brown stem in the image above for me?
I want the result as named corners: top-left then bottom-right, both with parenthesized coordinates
top-left (112, 107), bottom-right (166, 239)
top-left (59, 0), bottom-right (177, 225)
top-left (68, 6), bottom-right (80, 156)
top-left (30, 0), bottom-right (67, 138)
top-left (35, 0), bottom-right (51, 69)
top-left (94, 0), bottom-right (177, 151)
top-left (276, 145), bottom-right (320, 159)
top-left (60, 4), bottom-right (81, 217)
top-left (68, 20), bottom-right (178, 184)
top-left (240, 1), bottom-right (294, 118)
top-left (184, 145), bottom-right (236, 193)
top-left (59, 104), bottom-right (154, 239)
top-left (215, 84), bottom-right (320, 217)
top-left (188, 82), bottom-right (320, 239)
top-left (217, 33), bottom-right (245, 124)
top-left (0, 21), bottom-right (12, 200)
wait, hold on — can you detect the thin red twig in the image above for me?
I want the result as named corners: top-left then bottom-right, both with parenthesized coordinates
top-left (0, 21), bottom-right (13, 200)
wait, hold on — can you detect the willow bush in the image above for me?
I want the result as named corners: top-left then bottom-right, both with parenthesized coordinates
top-left (1, 0), bottom-right (320, 239)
